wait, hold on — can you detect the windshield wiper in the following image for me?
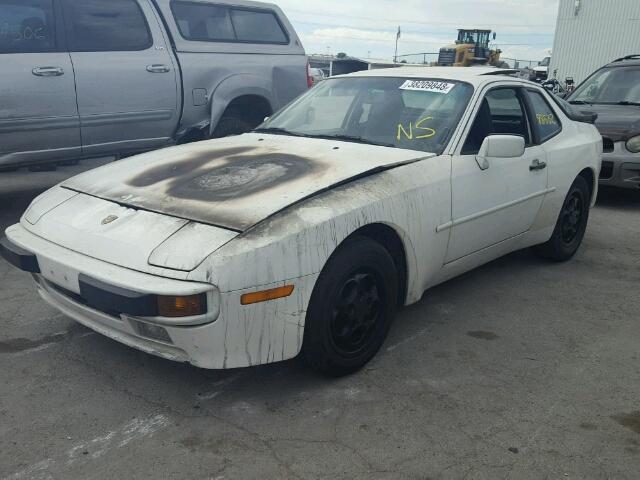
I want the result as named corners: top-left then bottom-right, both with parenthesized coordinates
top-left (252, 127), bottom-right (308, 137)
top-left (615, 101), bottom-right (640, 106)
top-left (306, 134), bottom-right (397, 148)
top-left (253, 129), bottom-right (397, 148)
top-left (569, 100), bottom-right (591, 105)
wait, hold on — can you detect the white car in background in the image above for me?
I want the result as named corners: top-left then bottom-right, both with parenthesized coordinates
top-left (533, 56), bottom-right (551, 81)
top-left (1, 68), bottom-right (602, 376)
top-left (309, 67), bottom-right (326, 85)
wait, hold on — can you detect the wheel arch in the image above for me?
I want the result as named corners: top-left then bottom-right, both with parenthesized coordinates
top-left (209, 75), bottom-right (276, 136)
top-left (578, 167), bottom-right (597, 207)
top-left (340, 222), bottom-right (415, 307)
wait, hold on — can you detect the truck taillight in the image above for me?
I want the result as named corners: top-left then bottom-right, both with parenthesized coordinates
top-left (306, 61), bottom-right (313, 88)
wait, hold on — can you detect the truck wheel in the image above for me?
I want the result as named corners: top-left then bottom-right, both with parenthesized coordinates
top-left (532, 176), bottom-right (591, 262)
top-left (302, 236), bottom-right (399, 377)
top-left (212, 109), bottom-right (253, 138)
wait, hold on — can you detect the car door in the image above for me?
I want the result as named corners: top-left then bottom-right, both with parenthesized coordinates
top-left (0, 0), bottom-right (80, 168)
top-left (60, 0), bottom-right (179, 157)
top-left (445, 85), bottom-right (549, 263)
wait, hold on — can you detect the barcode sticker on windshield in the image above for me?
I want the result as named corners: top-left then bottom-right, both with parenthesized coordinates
top-left (399, 80), bottom-right (456, 94)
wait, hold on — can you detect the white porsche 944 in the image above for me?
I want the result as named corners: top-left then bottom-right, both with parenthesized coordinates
top-left (1, 68), bottom-right (602, 376)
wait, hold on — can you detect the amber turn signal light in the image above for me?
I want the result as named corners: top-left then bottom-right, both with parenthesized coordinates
top-left (241, 285), bottom-right (295, 305)
top-left (157, 294), bottom-right (207, 317)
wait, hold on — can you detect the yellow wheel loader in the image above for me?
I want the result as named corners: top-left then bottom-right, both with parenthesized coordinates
top-left (437, 29), bottom-right (508, 67)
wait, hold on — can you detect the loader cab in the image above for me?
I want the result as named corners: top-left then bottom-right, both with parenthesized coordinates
top-left (456, 29), bottom-right (492, 61)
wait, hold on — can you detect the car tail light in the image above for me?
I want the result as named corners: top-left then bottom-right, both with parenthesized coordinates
top-left (306, 60), bottom-right (314, 88)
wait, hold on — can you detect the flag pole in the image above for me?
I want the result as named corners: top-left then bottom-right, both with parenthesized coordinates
top-left (394, 26), bottom-right (401, 63)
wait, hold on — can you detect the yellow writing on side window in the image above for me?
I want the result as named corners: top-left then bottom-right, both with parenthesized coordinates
top-left (537, 113), bottom-right (556, 125)
top-left (397, 117), bottom-right (436, 141)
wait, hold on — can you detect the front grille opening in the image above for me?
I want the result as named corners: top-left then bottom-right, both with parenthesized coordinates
top-left (46, 280), bottom-right (122, 318)
top-left (602, 137), bottom-right (614, 153)
top-left (600, 161), bottom-right (614, 179)
top-left (438, 50), bottom-right (455, 65)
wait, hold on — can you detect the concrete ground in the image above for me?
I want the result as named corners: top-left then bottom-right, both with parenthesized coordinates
top-left (1, 162), bottom-right (639, 480)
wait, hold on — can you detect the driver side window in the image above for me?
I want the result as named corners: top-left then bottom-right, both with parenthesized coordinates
top-left (462, 87), bottom-right (530, 155)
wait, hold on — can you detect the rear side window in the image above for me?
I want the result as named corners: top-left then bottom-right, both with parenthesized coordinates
top-left (171, 1), bottom-right (289, 44)
top-left (526, 90), bottom-right (561, 142)
top-left (0, 0), bottom-right (56, 54)
top-left (171, 2), bottom-right (234, 41)
top-left (61, 0), bottom-right (152, 52)
top-left (230, 9), bottom-right (287, 43)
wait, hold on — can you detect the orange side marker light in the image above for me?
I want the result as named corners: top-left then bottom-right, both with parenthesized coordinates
top-left (241, 285), bottom-right (295, 305)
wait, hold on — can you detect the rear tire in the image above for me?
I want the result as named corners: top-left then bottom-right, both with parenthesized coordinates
top-left (212, 108), bottom-right (254, 138)
top-left (532, 175), bottom-right (591, 261)
top-left (302, 236), bottom-right (399, 377)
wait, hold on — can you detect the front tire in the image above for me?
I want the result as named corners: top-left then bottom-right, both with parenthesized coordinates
top-left (533, 175), bottom-right (591, 261)
top-left (302, 236), bottom-right (399, 377)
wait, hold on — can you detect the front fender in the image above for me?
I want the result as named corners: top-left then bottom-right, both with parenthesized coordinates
top-left (188, 171), bottom-right (429, 304)
top-left (209, 74), bottom-right (275, 135)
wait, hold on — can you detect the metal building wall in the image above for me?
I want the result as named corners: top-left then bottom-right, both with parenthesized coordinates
top-left (550, 0), bottom-right (640, 85)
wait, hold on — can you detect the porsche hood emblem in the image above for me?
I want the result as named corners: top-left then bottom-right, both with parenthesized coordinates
top-left (101, 215), bottom-right (119, 225)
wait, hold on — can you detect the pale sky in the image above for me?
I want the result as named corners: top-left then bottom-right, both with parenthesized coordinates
top-left (271, 0), bottom-right (559, 63)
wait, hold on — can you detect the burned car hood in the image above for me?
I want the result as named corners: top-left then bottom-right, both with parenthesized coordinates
top-left (62, 134), bottom-right (433, 232)
top-left (579, 104), bottom-right (640, 141)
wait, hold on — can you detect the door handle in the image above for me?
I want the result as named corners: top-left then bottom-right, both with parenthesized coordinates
top-left (529, 159), bottom-right (547, 171)
top-left (146, 64), bottom-right (170, 73)
top-left (32, 66), bottom-right (64, 77)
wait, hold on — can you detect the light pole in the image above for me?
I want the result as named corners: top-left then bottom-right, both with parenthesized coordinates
top-left (394, 26), bottom-right (401, 63)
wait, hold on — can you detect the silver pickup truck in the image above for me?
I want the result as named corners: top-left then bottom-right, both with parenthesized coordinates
top-left (0, 0), bottom-right (310, 169)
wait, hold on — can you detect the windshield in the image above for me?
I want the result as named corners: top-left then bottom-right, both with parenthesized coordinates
top-left (259, 77), bottom-right (474, 154)
top-left (569, 66), bottom-right (640, 104)
top-left (457, 30), bottom-right (489, 46)
top-left (539, 57), bottom-right (550, 67)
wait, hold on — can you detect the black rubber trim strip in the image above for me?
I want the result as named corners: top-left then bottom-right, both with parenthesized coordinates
top-left (0, 236), bottom-right (40, 273)
top-left (78, 274), bottom-right (159, 317)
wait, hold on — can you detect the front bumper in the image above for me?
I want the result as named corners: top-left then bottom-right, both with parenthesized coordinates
top-left (2, 224), bottom-right (315, 369)
top-left (599, 143), bottom-right (640, 189)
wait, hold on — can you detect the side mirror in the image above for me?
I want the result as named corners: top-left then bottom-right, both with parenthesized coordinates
top-left (476, 135), bottom-right (525, 170)
top-left (263, 116), bottom-right (270, 122)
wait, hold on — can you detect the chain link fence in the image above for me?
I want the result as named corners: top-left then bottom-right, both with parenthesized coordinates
top-left (395, 53), bottom-right (439, 64)
top-left (396, 53), bottom-right (542, 70)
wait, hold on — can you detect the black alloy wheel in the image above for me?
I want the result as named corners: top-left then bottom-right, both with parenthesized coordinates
top-left (302, 236), bottom-right (399, 376)
top-left (533, 175), bottom-right (591, 261)
top-left (560, 191), bottom-right (584, 244)
top-left (329, 270), bottom-right (384, 357)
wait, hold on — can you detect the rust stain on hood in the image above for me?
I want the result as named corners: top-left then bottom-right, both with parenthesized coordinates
top-left (62, 134), bottom-right (433, 231)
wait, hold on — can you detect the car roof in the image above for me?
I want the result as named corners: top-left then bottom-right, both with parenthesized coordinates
top-left (605, 55), bottom-right (640, 68)
top-left (336, 66), bottom-right (526, 86)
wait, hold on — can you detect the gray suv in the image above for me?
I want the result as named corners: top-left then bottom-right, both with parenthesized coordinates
top-left (0, 0), bottom-right (310, 170)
